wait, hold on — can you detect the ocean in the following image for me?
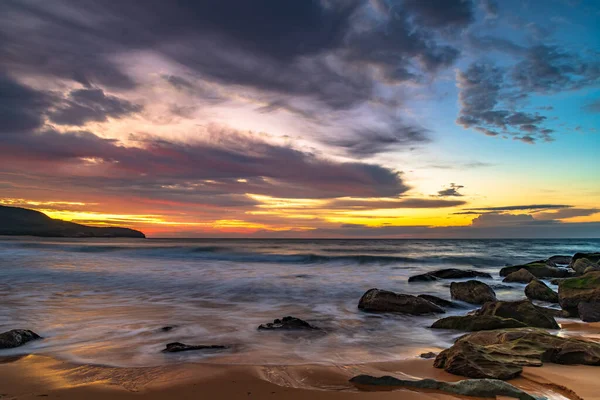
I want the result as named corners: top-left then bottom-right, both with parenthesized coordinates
top-left (1, 237), bottom-right (598, 367)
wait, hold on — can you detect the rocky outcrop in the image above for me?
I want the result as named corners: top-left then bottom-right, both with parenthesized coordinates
top-left (408, 268), bottom-right (492, 282)
top-left (578, 302), bottom-right (600, 322)
top-left (570, 252), bottom-right (600, 269)
top-left (548, 255), bottom-right (572, 265)
top-left (558, 271), bottom-right (600, 316)
top-left (573, 258), bottom-right (600, 275)
top-left (0, 329), bottom-right (42, 349)
top-left (349, 375), bottom-right (542, 400)
top-left (500, 261), bottom-right (571, 279)
top-left (503, 268), bottom-right (536, 283)
top-left (358, 289), bottom-right (445, 315)
top-left (434, 328), bottom-right (600, 380)
top-left (258, 316), bottom-right (323, 331)
top-left (431, 315), bottom-right (527, 331)
top-left (525, 280), bottom-right (559, 303)
top-left (475, 300), bottom-right (559, 329)
top-left (162, 342), bottom-right (228, 353)
top-left (417, 294), bottom-right (464, 309)
top-left (450, 281), bottom-right (496, 305)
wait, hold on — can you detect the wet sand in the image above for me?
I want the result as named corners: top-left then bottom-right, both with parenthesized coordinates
top-left (0, 353), bottom-right (596, 400)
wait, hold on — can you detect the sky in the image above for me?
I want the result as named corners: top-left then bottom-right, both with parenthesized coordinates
top-left (0, 0), bottom-right (599, 238)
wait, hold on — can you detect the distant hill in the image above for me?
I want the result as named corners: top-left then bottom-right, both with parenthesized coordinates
top-left (0, 205), bottom-right (145, 238)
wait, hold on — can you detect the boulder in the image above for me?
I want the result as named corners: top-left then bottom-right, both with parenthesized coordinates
top-left (578, 302), bottom-right (600, 322)
top-left (358, 289), bottom-right (445, 315)
top-left (349, 375), bottom-right (542, 400)
top-left (585, 265), bottom-right (600, 274)
top-left (573, 258), bottom-right (599, 275)
top-left (503, 268), bottom-right (536, 283)
top-left (450, 281), bottom-right (496, 305)
top-left (0, 329), bottom-right (42, 349)
top-left (475, 300), bottom-right (559, 329)
top-left (500, 261), bottom-right (571, 279)
top-left (525, 280), bottom-right (559, 303)
top-left (417, 294), bottom-right (464, 309)
top-left (431, 315), bottom-right (527, 331)
top-left (570, 252), bottom-right (600, 269)
top-left (162, 342), bottom-right (228, 353)
top-left (434, 328), bottom-right (600, 379)
top-left (419, 351), bottom-right (437, 359)
top-left (558, 271), bottom-right (600, 316)
top-left (548, 255), bottom-right (572, 265)
top-left (408, 268), bottom-right (492, 282)
top-left (258, 316), bottom-right (323, 331)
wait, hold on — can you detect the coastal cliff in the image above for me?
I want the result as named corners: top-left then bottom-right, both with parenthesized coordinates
top-left (0, 205), bottom-right (145, 238)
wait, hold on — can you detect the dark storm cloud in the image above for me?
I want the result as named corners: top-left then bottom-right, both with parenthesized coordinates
top-left (48, 88), bottom-right (142, 126)
top-left (465, 204), bottom-right (572, 211)
top-left (0, 72), bottom-right (53, 133)
top-left (437, 183), bottom-right (464, 197)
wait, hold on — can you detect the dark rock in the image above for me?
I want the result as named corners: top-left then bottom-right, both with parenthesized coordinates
top-left (558, 271), bottom-right (600, 317)
top-left (434, 328), bottom-right (600, 380)
top-left (162, 342), bottom-right (228, 353)
top-left (525, 280), bottom-right (559, 303)
top-left (417, 294), bottom-right (465, 309)
top-left (503, 268), bottom-right (536, 283)
top-left (349, 375), bottom-right (542, 400)
top-left (573, 258), bottom-right (600, 275)
top-left (431, 315), bottom-right (527, 331)
top-left (578, 302), bottom-right (600, 322)
top-left (570, 252), bottom-right (600, 269)
top-left (0, 329), bottom-right (42, 349)
top-left (534, 306), bottom-right (570, 319)
top-left (160, 326), bottom-right (176, 332)
top-left (500, 261), bottom-right (571, 279)
top-left (419, 352), bottom-right (437, 359)
top-left (358, 289), bottom-right (445, 315)
top-left (475, 300), bottom-right (559, 329)
top-left (548, 255), bottom-right (572, 265)
top-left (409, 269), bottom-right (492, 282)
top-left (258, 316), bottom-right (322, 331)
top-left (450, 281), bottom-right (496, 305)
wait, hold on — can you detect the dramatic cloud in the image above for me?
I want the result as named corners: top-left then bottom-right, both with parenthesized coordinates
top-left (465, 204), bottom-right (572, 212)
top-left (535, 208), bottom-right (600, 220)
top-left (437, 183), bottom-right (464, 197)
top-left (0, 72), bottom-right (53, 133)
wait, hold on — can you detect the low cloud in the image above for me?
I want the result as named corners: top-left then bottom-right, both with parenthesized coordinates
top-left (437, 183), bottom-right (464, 197)
top-left (465, 204), bottom-right (572, 212)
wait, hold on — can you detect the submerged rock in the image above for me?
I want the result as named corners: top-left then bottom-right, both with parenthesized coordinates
top-left (349, 375), bottom-right (542, 400)
top-left (431, 315), bottom-right (527, 331)
top-left (358, 289), bottom-right (445, 315)
top-left (503, 268), bottom-right (536, 284)
top-left (258, 316), bottom-right (323, 331)
top-left (417, 294), bottom-right (465, 309)
top-left (434, 328), bottom-right (600, 380)
top-left (162, 342), bottom-right (228, 353)
top-left (558, 271), bottom-right (600, 317)
top-left (475, 300), bottom-right (559, 329)
top-left (500, 261), bottom-right (571, 279)
top-left (578, 302), bottom-right (600, 322)
top-left (450, 281), bottom-right (496, 305)
top-left (409, 268), bottom-right (492, 282)
top-left (0, 329), bottom-right (42, 349)
top-left (525, 280), bottom-right (559, 303)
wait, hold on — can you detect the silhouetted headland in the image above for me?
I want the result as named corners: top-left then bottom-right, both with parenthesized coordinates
top-left (0, 205), bottom-right (145, 238)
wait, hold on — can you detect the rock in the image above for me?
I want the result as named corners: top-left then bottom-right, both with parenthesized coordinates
top-left (431, 315), bottom-right (527, 331)
top-left (349, 375), bottom-right (542, 400)
top-left (503, 269), bottom-right (536, 283)
top-left (525, 280), bottom-right (559, 303)
top-left (535, 305), bottom-right (570, 319)
top-left (548, 255), bottom-right (572, 265)
top-left (162, 342), bottom-right (228, 353)
top-left (475, 300), bottom-right (559, 329)
top-left (585, 265), bottom-right (600, 274)
top-left (417, 294), bottom-right (464, 309)
top-left (578, 302), bottom-right (600, 322)
top-left (549, 278), bottom-right (565, 285)
top-left (558, 271), bottom-right (600, 316)
top-left (0, 329), bottom-right (42, 349)
top-left (450, 281), bottom-right (496, 305)
top-left (573, 258), bottom-right (600, 275)
top-left (358, 289), bottom-right (445, 315)
top-left (160, 326), bottom-right (176, 332)
top-left (409, 269), bottom-right (492, 282)
top-left (419, 351), bottom-right (437, 359)
top-left (500, 261), bottom-right (571, 279)
top-left (570, 252), bottom-right (600, 269)
top-left (434, 328), bottom-right (600, 380)
top-left (258, 316), bottom-right (323, 331)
